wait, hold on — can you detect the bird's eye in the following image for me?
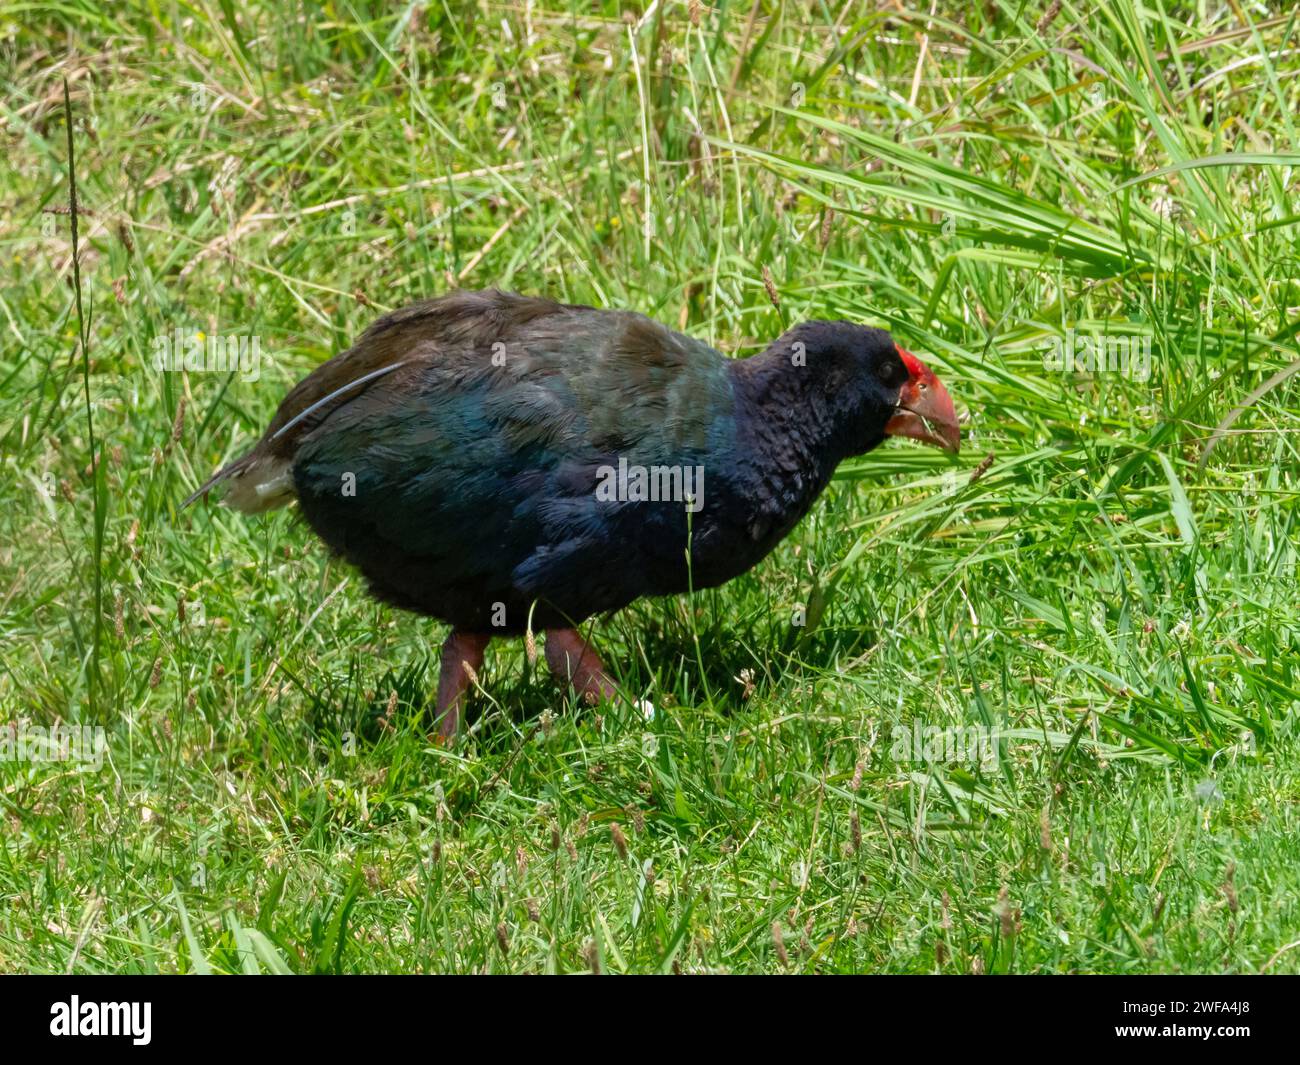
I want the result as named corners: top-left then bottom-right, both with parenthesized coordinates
top-left (878, 357), bottom-right (907, 387)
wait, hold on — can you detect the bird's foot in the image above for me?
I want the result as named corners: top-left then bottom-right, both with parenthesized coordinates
top-left (544, 628), bottom-right (618, 706)
top-left (432, 630), bottom-right (490, 740)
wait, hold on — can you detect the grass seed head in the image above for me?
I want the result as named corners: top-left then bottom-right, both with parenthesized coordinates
top-left (771, 921), bottom-right (789, 968)
top-left (1035, 0), bottom-right (1062, 36)
top-left (761, 264), bottom-right (780, 310)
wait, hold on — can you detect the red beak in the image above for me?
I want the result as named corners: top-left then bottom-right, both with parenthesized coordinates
top-left (885, 347), bottom-right (960, 453)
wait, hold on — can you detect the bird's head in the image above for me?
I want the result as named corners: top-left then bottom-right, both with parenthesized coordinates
top-left (779, 321), bottom-right (961, 457)
top-left (883, 346), bottom-right (961, 453)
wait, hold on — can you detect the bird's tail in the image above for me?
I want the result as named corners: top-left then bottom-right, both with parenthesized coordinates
top-left (182, 450), bottom-right (295, 514)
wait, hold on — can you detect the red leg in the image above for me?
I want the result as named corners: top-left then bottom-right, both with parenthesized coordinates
top-left (434, 630), bottom-right (490, 739)
top-left (544, 628), bottom-right (617, 705)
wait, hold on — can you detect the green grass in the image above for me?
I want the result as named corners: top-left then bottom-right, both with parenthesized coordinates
top-left (2, 0), bottom-right (1300, 973)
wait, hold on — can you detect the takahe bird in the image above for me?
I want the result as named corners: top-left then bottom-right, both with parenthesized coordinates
top-left (188, 289), bottom-right (959, 737)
